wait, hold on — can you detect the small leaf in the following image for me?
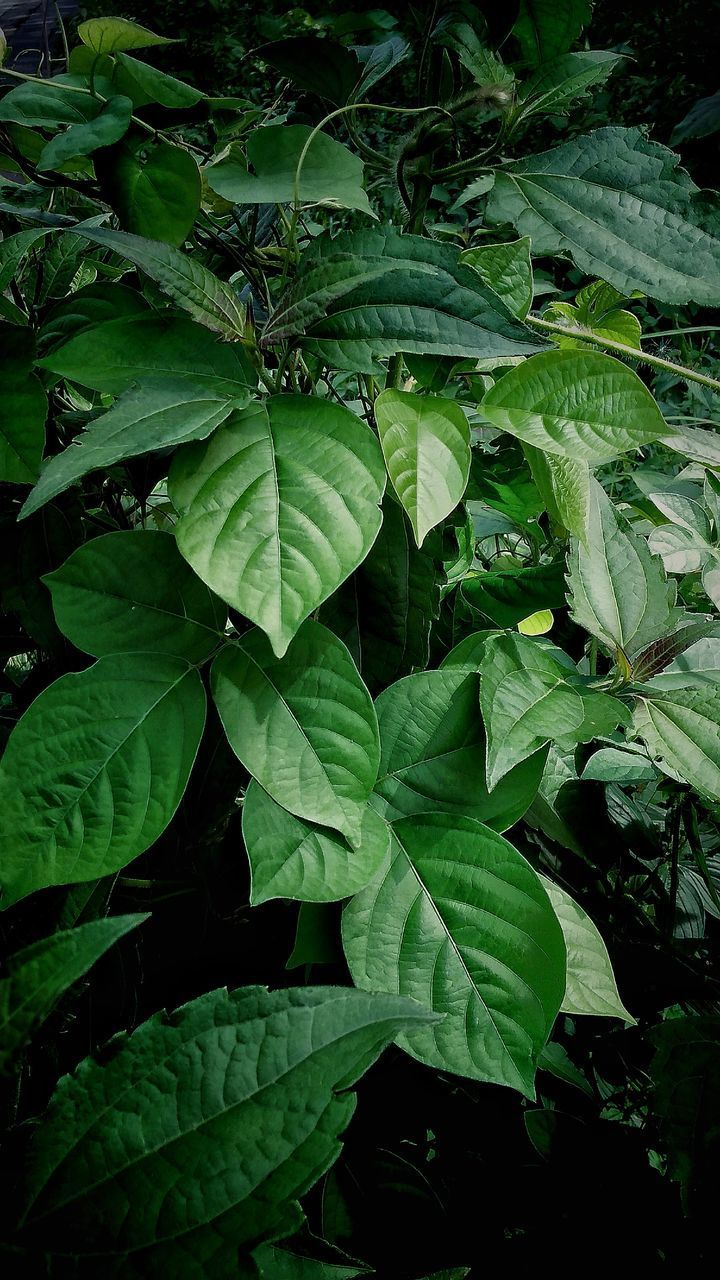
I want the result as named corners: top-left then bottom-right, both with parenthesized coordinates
top-left (212, 622), bottom-right (380, 846)
top-left (78, 17), bottom-right (176, 52)
top-left (523, 444), bottom-right (589, 543)
top-left (374, 389), bottom-right (470, 546)
top-left (113, 51), bottom-right (205, 108)
top-left (37, 95), bottom-right (133, 172)
top-left (518, 609), bottom-right (553, 635)
top-left (343, 813), bottom-right (566, 1096)
top-left (461, 238), bottom-right (533, 319)
top-left (0, 654), bottom-right (206, 906)
top-left (481, 350), bottom-right (668, 462)
top-left (170, 395), bottom-right (385, 658)
top-left (0, 915), bottom-right (147, 1074)
top-left (540, 877), bottom-right (635, 1022)
top-left (243, 782), bottom-right (390, 905)
top-left (581, 747), bottom-right (656, 783)
top-left (45, 530), bottom-right (226, 661)
top-left (0, 325), bottom-right (47, 484)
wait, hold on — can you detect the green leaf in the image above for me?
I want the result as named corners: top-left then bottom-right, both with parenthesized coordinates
top-left (0, 915), bottom-right (147, 1074)
top-left (647, 635), bottom-right (720, 689)
top-left (206, 126), bottom-right (372, 216)
top-left (0, 228), bottom-right (53, 290)
top-left (460, 238), bottom-right (533, 319)
top-left (255, 1242), bottom-right (369, 1279)
top-left (462, 560), bottom-right (566, 627)
top-left (373, 668), bottom-right (544, 832)
top-left (256, 35), bottom-right (361, 105)
top-left (19, 986), bottom-right (435, 1267)
top-left (20, 374), bottom-right (247, 521)
top-left (513, 0), bottom-right (591, 66)
top-left (67, 224), bottom-right (246, 338)
top-left (343, 813), bottom-right (566, 1096)
top-left (38, 312), bottom-right (256, 395)
top-left (45, 530), bottom-right (227, 661)
top-left (98, 137), bottom-right (201, 246)
top-left (633, 685), bottom-right (720, 802)
top-left (567, 479), bottom-right (677, 659)
top-left (581, 747), bottom-right (657, 783)
top-left (0, 326), bottom-right (47, 484)
top-left (523, 444), bottom-right (590, 542)
top-left (78, 17), bottom-right (176, 53)
top-left (112, 51), bottom-right (205, 109)
top-left (37, 95), bottom-right (133, 172)
top-left (263, 228), bottom-right (546, 375)
top-left (540, 877), bottom-right (635, 1021)
top-left (0, 653), bottom-right (206, 906)
top-left (479, 633), bottom-right (585, 789)
top-left (520, 50), bottom-right (622, 116)
top-left (212, 622), bottom-right (380, 846)
top-left (38, 281), bottom-right (150, 352)
top-left (0, 78), bottom-right (103, 128)
top-left (481, 350), bottom-right (668, 462)
top-left (486, 127), bottom-right (720, 305)
top-left (374, 390), bottom-right (470, 546)
top-left (243, 782), bottom-right (390, 905)
top-left (170, 395), bottom-right (385, 657)
top-left (543, 280), bottom-right (642, 351)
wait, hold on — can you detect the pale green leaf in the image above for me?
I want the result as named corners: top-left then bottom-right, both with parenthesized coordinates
top-left (540, 876), bottom-right (635, 1022)
top-left (78, 17), bottom-right (176, 52)
top-left (374, 390), bottom-right (470, 546)
top-left (460, 237), bottom-right (533, 319)
top-left (212, 622), bottom-right (380, 846)
top-left (343, 813), bottom-right (566, 1096)
top-left (0, 654), bottom-right (206, 907)
top-left (648, 636), bottom-right (720, 690)
top-left (523, 443), bottom-right (590, 542)
top-left (206, 126), bottom-right (373, 216)
top-left (170, 395), bottom-right (385, 658)
top-left (633, 685), bottom-right (720, 802)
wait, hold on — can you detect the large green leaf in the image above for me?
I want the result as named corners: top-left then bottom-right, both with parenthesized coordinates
top-left (0, 326), bottom-right (47, 484)
top-left (99, 138), bottom-right (202, 246)
top-left (77, 16), bottom-right (175, 52)
top-left (481, 350), bottom-right (668, 462)
top-left (242, 782), bottom-right (390, 905)
top-left (374, 390), bottom-right (470, 546)
top-left (319, 497), bottom-right (441, 693)
top-left (0, 78), bottom-right (104, 128)
top-left (0, 654), bottom-right (206, 907)
top-left (567, 478), bottom-right (677, 659)
top-left (540, 877), bottom-right (634, 1022)
top-left (67, 224), bottom-right (246, 337)
top-left (462, 560), bottom-right (566, 627)
top-left (170, 395), bottom-right (385, 658)
top-left (343, 813), bottom-right (566, 1096)
top-left (37, 95), bottom-right (133, 173)
top-left (513, 0), bottom-right (591, 66)
top-left (486, 127), bottom-right (720, 305)
top-left (20, 374), bottom-right (247, 520)
top-left (212, 622), bottom-right (380, 845)
top-left (263, 228), bottom-right (546, 374)
top-left (38, 312), bottom-right (256, 395)
top-left (633, 685), bottom-right (720, 802)
top-left (0, 915), bottom-right (147, 1074)
top-left (479, 633), bottom-right (585, 788)
top-left (373, 668), bottom-right (544, 832)
top-left (206, 125), bottom-right (372, 216)
top-left (460, 238), bottom-right (533, 319)
top-left (45, 530), bottom-right (227, 661)
top-left (112, 51), bottom-right (205, 109)
top-left (18, 986), bottom-right (435, 1269)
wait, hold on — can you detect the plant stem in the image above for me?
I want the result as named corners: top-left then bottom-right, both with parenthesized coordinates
top-left (527, 314), bottom-right (720, 395)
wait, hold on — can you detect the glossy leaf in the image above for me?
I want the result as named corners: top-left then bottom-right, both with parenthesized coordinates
top-left (343, 813), bottom-right (566, 1096)
top-left (206, 126), bottom-right (372, 216)
top-left (374, 390), bottom-right (471, 546)
top-left (113, 51), bottom-right (204, 108)
top-left (0, 654), bottom-right (206, 906)
top-left (212, 622), bottom-right (380, 845)
top-left (170, 395), bottom-right (385, 657)
top-left (460, 238), bottom-right (533, 319)
top-left (540, 877), bottom-right (634, 1021)
top-left (45, 530), bottom-right (227, 661)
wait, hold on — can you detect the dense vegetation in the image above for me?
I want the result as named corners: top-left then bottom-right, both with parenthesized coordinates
top-left (1, 2), bottom-right (719, 1273)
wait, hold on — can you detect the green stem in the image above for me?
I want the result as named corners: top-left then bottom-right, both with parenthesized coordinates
top-left (527, 314), bottom-right (720, 395)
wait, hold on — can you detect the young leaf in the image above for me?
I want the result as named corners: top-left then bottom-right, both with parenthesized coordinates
top-left (243, 782), bottom-right (390, 905)
top-left (460, 238), bottom-right (533, 319)
top-left (479, 633), bottom-right (585, 789)
top-left (67, 224), bottom-right (246, 338)
top-left (20, 374), bottom-right (247, 520)
top-left (567, 478), bottom-right (676, 659)
top-left (0, 654), bottom-right (206, 907)
top-left (263, 228), bottom-right (547, 374)
top-left (211, 622), bottom-right (380, 846)
top-left (45, 530), bottom-right (227, 661)
top-left (170, 395), bottom-right (385, 658)
top-left (540, 877), bottom-right (635, 1022)
top-left (633, 685), bottom-right (720, 802)
top-left (206, 125), bottom-right (373, 216)
top-left (486, 127), bottom-right (720, 305)
top-left (373, 668), bottom-right (544, 832)
top-left (513, 0), bottom-right (591, 66)
top-left (36, 95), bottom-right (133, 173)
top-left (99, 138), bottom-right (202, 246)
top-left (77, 17), bottom-right (176, 52)
top-left (343, 813), bottom-right (566, 1097)
top-left (481, 350), bottom-right (668, 462)
top-left (543, 280), bottom-right (642, 350)
top-left (19, 986), bottom-right (435, 1266)
top-left (38, 312), bottom-right (256, 395)
top-left (0, 915), bottom-right (147, 1074)
top-left (374, 390), bottom-right (471, 546)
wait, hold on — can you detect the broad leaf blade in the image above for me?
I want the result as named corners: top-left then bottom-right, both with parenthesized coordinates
top-left (206, 126), bottom-right (373, 216)
top-left (540, 877), bottom-right (634, 1021)
top-left (633, 685), bottom-right (720, 802)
